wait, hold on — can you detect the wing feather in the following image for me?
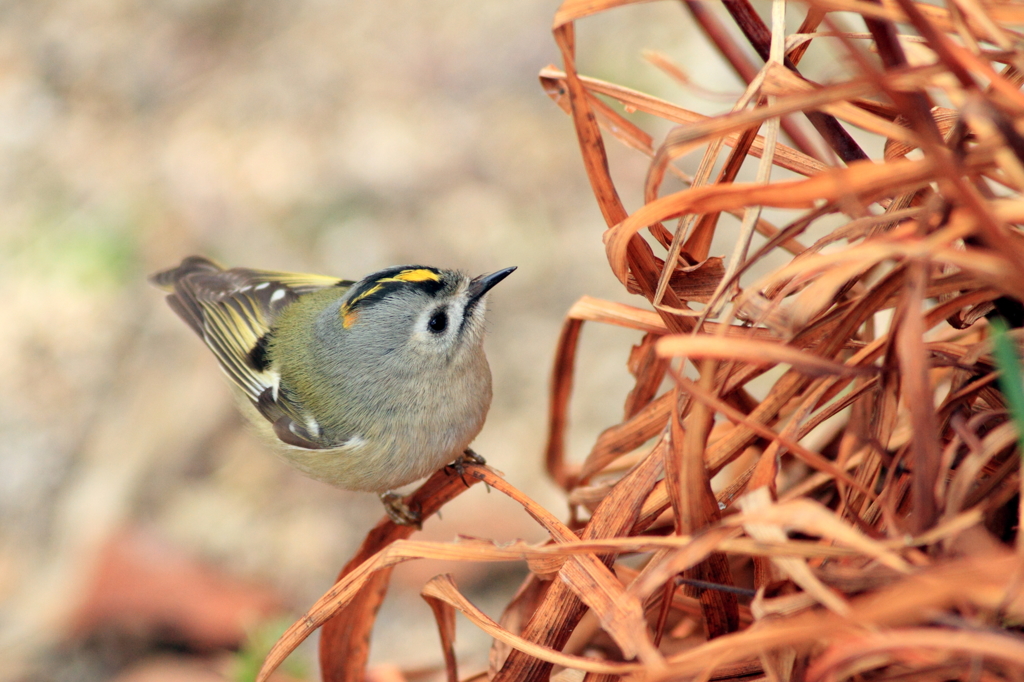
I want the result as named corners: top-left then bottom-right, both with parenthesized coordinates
top-left (151, 257), bottom-right (353, 433)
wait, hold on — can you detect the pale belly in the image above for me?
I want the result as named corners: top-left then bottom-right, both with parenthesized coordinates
top-left (240, 363), bottom-right (493, 492)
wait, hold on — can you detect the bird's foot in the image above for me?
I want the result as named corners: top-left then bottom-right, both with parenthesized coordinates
top-left (446, 449), bottom-right (487, 487)
top-left (379, 491), bottom-right (422, 528)
top-left (460, 448), bottom-right (486, 467)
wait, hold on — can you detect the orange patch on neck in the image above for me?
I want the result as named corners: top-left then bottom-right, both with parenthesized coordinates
top-left (341, 307), bottom-right (359, 328)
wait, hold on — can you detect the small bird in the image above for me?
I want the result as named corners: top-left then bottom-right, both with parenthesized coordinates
top-left (151, 256), bottom-right (515, 525)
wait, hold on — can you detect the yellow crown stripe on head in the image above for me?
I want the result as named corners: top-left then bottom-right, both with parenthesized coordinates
top-left (339, 282), bottom-right (382, 328)
top-left (378, 268), bottom-right (441, 284)
top-left (349, 283), bottom-right (384, 306)
top-left (339, 269), bottom-right (440, 328)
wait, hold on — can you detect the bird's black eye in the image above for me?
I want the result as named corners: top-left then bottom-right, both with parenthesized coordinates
top-left (428, 309), bottom-right (448, 333)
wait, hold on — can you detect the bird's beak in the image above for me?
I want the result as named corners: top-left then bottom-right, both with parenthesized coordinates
top-left (467, 266), bottom-right (516, 303)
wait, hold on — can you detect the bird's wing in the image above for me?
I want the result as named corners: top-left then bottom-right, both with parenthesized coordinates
top-left (151, 257), bottom-right (353, 445)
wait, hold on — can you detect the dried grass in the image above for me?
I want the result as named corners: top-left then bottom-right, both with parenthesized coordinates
top-left (260, 1), bottom-right (1024, 680)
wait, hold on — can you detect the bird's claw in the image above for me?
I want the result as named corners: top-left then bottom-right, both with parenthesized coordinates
top-left (446, 449), bottom-right (486, 486)
top-left (380, 491), bottom-right (422, 528)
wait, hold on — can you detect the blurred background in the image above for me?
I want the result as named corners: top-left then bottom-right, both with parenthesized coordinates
top-left (0, 1), bottom-right (752, 680)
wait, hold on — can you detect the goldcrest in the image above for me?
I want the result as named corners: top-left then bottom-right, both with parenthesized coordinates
top-left (151, 256), bottom-right (515, 525)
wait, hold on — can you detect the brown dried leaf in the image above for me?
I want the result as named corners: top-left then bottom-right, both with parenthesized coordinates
top-left (656, 335), bottom-right (876, 378)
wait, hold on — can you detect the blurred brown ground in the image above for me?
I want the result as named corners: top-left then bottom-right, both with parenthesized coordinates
top-left (0, 1), bottom-right (740, 680)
